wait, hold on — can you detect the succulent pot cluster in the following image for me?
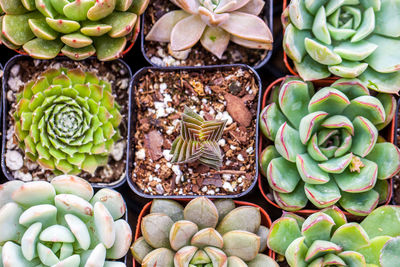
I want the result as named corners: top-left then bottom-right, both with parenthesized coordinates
top-left (259, 76), bottom-right (400, 216)
top-left (145, 0), bottom-right (273, 60)
top-left (268, 205), bottom-right (400, 267)
top-left (0, 175), bottom-right (132, 266)
top-left (131, 197), bottom-right (277, 266)
top-left (282, 0), bottom-right (400, 94)
top-left (0, 0), bottom-right (149, 61)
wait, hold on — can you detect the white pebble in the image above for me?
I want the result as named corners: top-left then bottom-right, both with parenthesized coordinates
top-left (5, 150), bottom-right (23, 170)
top-left (14, 171), bottom-right (32, 182)
top-left (223, 182), bottom-right (234, 192)
top-left (218, 139), bottom-right (226, 147)
top-left (135, 148), bottom-right (146, 160)
top-left (237, 154), bottom-right (244, 162)
top-left (163, 150), bottom-right (173, 161)
top-left (111, 141), bottom-right (126, 161)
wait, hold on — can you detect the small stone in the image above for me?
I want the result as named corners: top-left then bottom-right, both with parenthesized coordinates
top-left (7, 90), bottom-right (15, 102)
top-left (13, 171), bottom-right (32, 182)
top-left (156, 184), bottom-right (164, 194)
top-left (168, 44), bottom-right (191, 60)
top-left (163, 150), bottom-right (173, 161)
top-left (118, 78), bottom-right (129, 90)
top-left (150, 56), bottom-right (164, 66)
top-left (111, 141), bottom-right (126, 161)
top-left (10, 64), bottom-right (20, 77)
top-left (136, 148), bottom-right (146, 160)
top-left (5, 150), bottom-right (23, 170)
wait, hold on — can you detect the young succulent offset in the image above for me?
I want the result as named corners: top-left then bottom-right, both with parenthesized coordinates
top-left (13, 67), bottom-right (122, 175)
top-left (259, 77), bottom-right (400, 216)
top-left (170, 106), bottom-right (227, 170)
top-left (267, 205), bottom-right (400, 267)
top-left (0, 175), bottom-right (131, 267)
top-left (146, 0), bottom-right (273, 59)
top-left (283, 0), bottom-right (400, 93)
top-left (131, 197), bottom-right (278, 266)
top-left (0, 0), bottom-right (149, 60)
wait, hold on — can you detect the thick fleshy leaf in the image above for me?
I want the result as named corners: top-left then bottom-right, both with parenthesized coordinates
top-left (322, 115), bottom-right (354, 135)
top-left (361, 206), bottom-right (400, 238)
top-left (304, 38), bottom-right (342, 65)
top-left (2, 242), bottom-right (33, 267)
top-left (223, 230), bottom-right (260, 261)
top-left (203, 247), bottom-right (228, 267)
top-left (174, 246), bottom-right (198, 266)
top-left (285, 236), bottom-right (308, 266)
top-left (191, 228), bottom-right (223, 249)
top-left (318, 153), bottom-right (353, 174)
top-left (23, 38), bottom-right (63, 59)
top-left (328, 61), bottom-right (369, 78)
top-left (87, 0), bottom-right (115, 20)
top-left (299, 111), bottom-right (328, 144)
top-left (213, 199), bottom-right (235, 223)
top-left (307, 134), bottom-right (328, 161)
top-left (131, 237), bottom-right (153, 264)
top-left (63, 0), bottom-right (94, 21)
top-left (94, 35), bottom-right (126, 61)
top-left (51, 175), bottom-right (93, 201)
top-left (359, 66), bottom-right (400, 94)
top-left (283, 24), bottom-right (312, 63)
top-left (366, 142), bottom-right (400, 179)
top-left (333, 40), bottom-right (377, 61)
top-left (259, 103), bottom-right (286, 141)
top-left (150, 199), bottom-right (184, 222)
top-left (65, 214), bottom-right (91, 250)
top-left (294, 55), bottom-right (331, 81)
top-left (375, 93), bottom-right (396, 130)
top-left (275, 123), bottom-right (306, 162)
top-left (257, 226), bottom-right (269, 252)
top-left (102, 11), bottom-right (137, 38)
top-left (334, 158), bottom-right (377, 192)
top-left (305, 179), bottom-right (341, 208)
top-left (308, 87), bottom-right (350, 115)
top-left (312, 6), bottom-right (331, 45)
top-left (227, 256), bottom-right (247, 267)
top-left (358, 235), bottom-right (392, 265)
top-left (267, 157), bottom-right (301, 193)
top-left (217, 206), bottom-right (261, 235)
top-left (12, 181), bottom-right (55, 206)
top-left (141, 213), bottom-right (173, 248)
top-left (259, 146), bottom-right (280, 177)
top-left (331, 223), bottom-right (370, 251)
top-left (339, 190), bottom-right (379, 216)
top-left (142, 248), bottom-right (174, 267)
top-left (331, 78), bottom-right (370, 99)
top-left (200, 26), bottom-right (230, 59)
top-left (365, 34), bottom-right (400, 73)
top-left (170, 15), bottom-right (206, 51)
top-left (380, 237), bottom-right (400, 267)
top-left (351, 7), bottom-right (375, 42)
top-left (374, 0), bottom-right (400, 37)
top-left (230, 35), bottom-right (273, 49)
top-left (350, 116), bottom-right (378, 157)
top-left (28, 18), bottom-right (58, 40)
top-left (321, 206), bottom-right (347, 232)
top-left (267, 217), bottom-right (301, 255)
top-left (0, 180), bottom-right (23, 207)
top-left (61, 33), bottom-right (92, 48)
top-left (375, 179), bottom-right (390, 204)
top-left (55, 194), bottom-right (93, 221)
top-left (273, 182), bottom-right (308, 211)
top-left (288, 0), bottom-right (313, 30)
top-left (184, 197), bottom-right (218, 229)
top-left (90, 188), bottom-right (125, 220)
top-left (296, 154), bottom-right (330, 184)
top-left (305, 240), bottom-right (342, 262)
top-left (0, 203), bottom-right (24, 243)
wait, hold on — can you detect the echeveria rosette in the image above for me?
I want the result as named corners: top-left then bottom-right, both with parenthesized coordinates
top-left (0, 175), bottom-right (131, 267)
top-left (267, 205), bottom-right (400, 267)
top-left (259, 77), bottom-right (400, 216)
top-left (13, 67), bottom-right (122, 175)
top-left (283, 0), bottom-right (400, 93)
top-left (131, 197), bottom-right (278, 266)
top-left (0, 0), bottom-right (149, 61)
top-left (145, 0), bottom-right (273, 59)
top-left (170, 106), bottom-right (227, 170)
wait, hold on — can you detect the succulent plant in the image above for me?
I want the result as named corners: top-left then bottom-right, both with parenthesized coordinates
top-left (267, 205), bottom-right (400, 267)
top-left (283, 0), bottom-right (400, 93)
top-left (0, 175), bottom-right (131, 267)
top-left (0, 0), bottom-right (149, 61)
top-left (170, 106), bottom-right (227, 170)
top-left (13, 67), bottom-right (122, 175)
top-left (259, 77), bottom-right (400, 216)
top-left (145, 0), bottom-right (273, 59)
top-left (131, 197), bottom-right (278, 266)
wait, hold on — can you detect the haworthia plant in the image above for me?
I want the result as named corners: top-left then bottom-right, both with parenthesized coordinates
top-left (13, 67), bottom-right (122, 175)
top-left (267, 205), bottom-right (400, 267)
top-left (146, 0), bottom-right (273, 59)
top-left (131, 197), bottom-right (278, 266)
top-left (0, 175), bottom-right (131, 267)
top-left (170, 106), bottom-right (227, 170)
top-left (0, 0), bottom-right (149, 60)
top-left (283, 0), bottom-right (400, 93)
top-left (259, 77), bottom-right (400, 216)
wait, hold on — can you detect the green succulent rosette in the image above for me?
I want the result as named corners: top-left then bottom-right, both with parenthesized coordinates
top-left (259, 77), bottom-right (400, 216)
top-left (0, 0), bottom-right (149, 61)
top-left (267, 205), bottom-right (400, 267)
top-left (283, 0), bottom-right (400, 93)
top-left (13, 67), bottom-right (122, 175)
top-left (0, 175), bottom-right (131, 267)
top-left (131, 197), bottom-right (278, 267)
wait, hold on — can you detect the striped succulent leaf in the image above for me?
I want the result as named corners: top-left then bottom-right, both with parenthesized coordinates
top-left (13, 67), bottom-right (122, 175)
top-left (170, 106), bottom-right (227, 170)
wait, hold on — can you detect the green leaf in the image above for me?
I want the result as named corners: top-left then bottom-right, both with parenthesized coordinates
top-left (267, 217), bottom-right (301, 255)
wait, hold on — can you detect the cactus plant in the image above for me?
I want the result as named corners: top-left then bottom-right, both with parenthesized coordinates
top-left (145, 0), bottom-right (273, 59)
top-left (0, 0), bottom-right (149, 60)
top-left (13, 67), bottom-right (122, 175)
top-left (283, 0), bottom-right (400, 93)
top-left (0, 175), bottom-right (131, 267)
top-left (170, 106), bottom-right (227, 170)
top-left (131, 197), bottom-right (278, 266)
top-left (259, 77), bottom-right (400, 216)
top-left (267, 205), bottom-right (400, 267)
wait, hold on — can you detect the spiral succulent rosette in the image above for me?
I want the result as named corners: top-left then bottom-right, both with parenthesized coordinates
top-left (0, 0), bottom-right (149, 61)
top-left (145, 0), bottom-right (273, 59)
top-left (13, 67), bottom-right (122, 175)
top-left (131, 197), bottom-right (278, 266)
top-left (0, 175), bottom-right (132, 267)
top-left (267, 205), bottom-right (400, 267)
top-left (283, 0), bottom-right (400, 93)
top-left (259, 77), bottom-right (400, 216)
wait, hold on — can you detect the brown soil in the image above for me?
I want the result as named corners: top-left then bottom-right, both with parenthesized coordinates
top-left (143, 0), bottom-right (270, 67)
top-left (130, 66), bottom-right (259, 196)
top-left (4, 58), bottom-right (130, 185)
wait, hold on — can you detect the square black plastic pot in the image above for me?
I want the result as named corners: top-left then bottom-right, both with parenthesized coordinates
top-left (1, 55), bottom-right (132, 189)
top-left (126, 64), bottom-right (262, 199)
top-left (140, 0), bottom-right (273, 70)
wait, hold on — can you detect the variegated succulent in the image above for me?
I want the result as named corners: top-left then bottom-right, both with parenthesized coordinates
top-left (146, 0), bottom-right (273, 59)
top-left (0, 175), bottom-right (131, 267)
top-left (131, 197), bottom-right (278, 266)
top-left (267, 205), bottom-right (400, 267)
top-left (259, 77), bottom-right (400, 216)
top-left (170, 106), bottom-right (227, 170)
top-left (283, 0), bottom-right (400, 93)
top-left (0, 0), bottom-right (149, 61)
top-left (13, 67), bottom-right (122, 175)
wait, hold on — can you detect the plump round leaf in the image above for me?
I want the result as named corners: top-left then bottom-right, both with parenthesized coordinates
top-left (259, 103), bottom-right (286, 141)
top-left (366, 142), bottom-right (400, 179)
top-left (308, 87), bottom-right (350, 115)
top-left (106, 219), bottom-right (132, 259)
top-left (130, 237), bottom-right (153, 264)
top-left (331, 223), bottom-right (370, 251)
top-left (339, 190), bottom-right (379, 216)
top-left (170, 220), bottom-right (198, 251)
top-left (141, 213), bottom-right (173, 249)
top-left (294, 55), bottom-right (331, 81)
top-left (299, 111), bottom-right (328, 144)
top-left (142, 248), bottom-right (174, 267)
top-left (150, 199), bottom-right (184, 222)
top-left (216, 206), bottom-right (261, 235)
top-left (321, 206), bottom-right (347, 232)
top-left (301, 212), bottom-right (335, 246)
top-left (296, 154), bottom-right (330, 184)
top-left (331, 78), bottom-right (370, 99)
top-left (19, 204), bottom-right (57, 227)
top-left (12, 181), bottom-right (55, 207)
top-left (203, 247), bottom-right (228, 267)
top-left (51, 175), bottom-right (93, 201)
top-left (305, 179), bottom-right (341, 208)
top-left (318, 153), bottom-right (353, 174)
top-left (305, 38), bottom-right (342, 65)
top-left (65, 214), bottom-right (91, 250)
top-left (305, 240), bottom-right (342, 262)
top-left (285, 236), bottom-right (307, 266)
top-left (90, 188), bottom-right (125, 220)
top-left (223, 230), bottom-right (260, 261)
top-left (350, 116), bottom-right (378, 157)
top-left (247, 254), bottom-right (279, 267)
top-left (267, 217), bottom-right (301, 255)
top-left (328, 61), bottom-right (369, 79)
top-left (0, 180), bottom-right (23, 207)
top-left (274, 182), bottom-right (308, 211)
top-left (267, 157), bottom-right (301, 193)
top-left (380, 237), bottom-right (400, 267)
top-left (358, 235), bottom-right (392, 265)
top-left (361, 206), bottom-right (400, 238)
top-left (55, 194), bottom-right (93, 221)
top-left (338, 251), bottom-right (367, 267)
top-left (283, 24), bottom-right (312, 63)
top-left (191, 228), bottom-right (223, 249)
top-left (275, 123), bottom-right (306, 162)
top-left (184, 197), bottom-right (218, 229)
